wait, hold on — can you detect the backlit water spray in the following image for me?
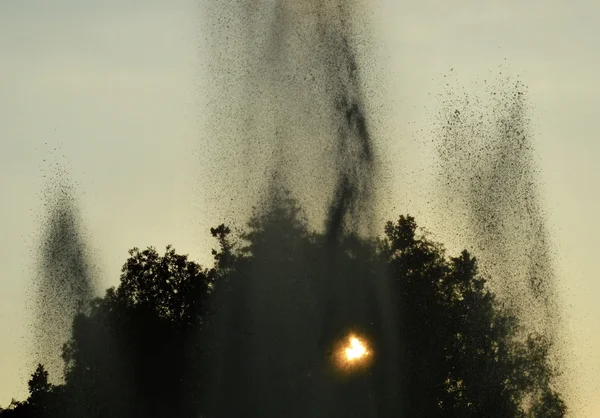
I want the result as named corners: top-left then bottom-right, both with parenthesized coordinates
top-left (20, 2), bottom-right (568, 417)
top-left (434, 75), bottom-right (562, 339)
top-left (201, 0), bottom-right (401, 416)
top-left (32, 159), bottom-right (96, 384)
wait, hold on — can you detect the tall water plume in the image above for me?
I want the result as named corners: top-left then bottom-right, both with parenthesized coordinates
top-left (31, 159), bottom-right (96, 383)
top-left (199, 0), bottom-right (383, 235)
top-left (201, 1), bottom-right (400, 416)
top-left (434, 75), bottom-right (562, 342)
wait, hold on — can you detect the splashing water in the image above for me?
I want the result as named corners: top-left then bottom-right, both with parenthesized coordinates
top-left (201, 1), bottom-right (401, 417)
top-left (20, 3), bottom-right (568, 417)
top-left (32, 159), bottom-right (96, 384)
top-left (434, 75), bottom-right (561, 338)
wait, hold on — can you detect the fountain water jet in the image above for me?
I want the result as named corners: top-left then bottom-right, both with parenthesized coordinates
top-left (201, 1), bottom-right (401, 416)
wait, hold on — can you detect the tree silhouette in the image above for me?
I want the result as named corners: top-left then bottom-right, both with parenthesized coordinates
top-left (383, 215), bottom-right (565, 417)
top-left (0, 364), bottom-right (61, 418)
top-left (58, 246), bottom-right (214, 418)
top-left (1, 207), bottom-right (566, 417)
top-left (27, 365), bottom-right (51, 396)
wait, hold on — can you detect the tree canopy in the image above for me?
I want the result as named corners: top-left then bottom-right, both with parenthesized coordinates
top-left (1, 201), bottom-right (566, 417)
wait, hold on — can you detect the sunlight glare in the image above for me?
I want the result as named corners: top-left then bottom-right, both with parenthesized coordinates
top-left (345, 335), bottom-right (368, 361)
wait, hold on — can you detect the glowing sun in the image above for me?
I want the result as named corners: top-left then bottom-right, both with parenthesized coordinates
top-left (345, 336), bottom-right (369, 361)
top-left (334, 333), bottom-right (372, 371)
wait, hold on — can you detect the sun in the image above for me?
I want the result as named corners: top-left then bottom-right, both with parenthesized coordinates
top-left (345, 336), bottom-right (368, 361)
top-left (335, 333), bottom-right (372, 370)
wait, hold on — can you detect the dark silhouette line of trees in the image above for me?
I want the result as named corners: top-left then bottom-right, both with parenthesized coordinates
top-left (1, 197), bottom-right (566, 417)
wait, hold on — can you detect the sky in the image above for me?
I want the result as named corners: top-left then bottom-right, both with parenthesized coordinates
top-left (1, 0), bottom-right (598, 416)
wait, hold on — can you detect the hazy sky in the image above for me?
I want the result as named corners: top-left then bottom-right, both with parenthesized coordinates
top-left (1, 1), bottom-right (598, 416)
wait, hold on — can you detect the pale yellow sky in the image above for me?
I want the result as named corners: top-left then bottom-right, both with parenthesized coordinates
top-left (1, 1), bottom-right (598, 416)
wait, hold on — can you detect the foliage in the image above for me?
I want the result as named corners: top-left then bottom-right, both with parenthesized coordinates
top-left (383, 215), bottom-right (565, 417)
top-left (1, 208), bottom-right (566, 417)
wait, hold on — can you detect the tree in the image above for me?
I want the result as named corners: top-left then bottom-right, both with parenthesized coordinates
top-left (382, 215), bottom-right (566, 417)
top-left (203, 192), bottom-right (326, 417)
top-left (1, 210), bottom-right (566, 418)
top-left (59, 245), bottom-right (214, 418)
top-left (0, 400), bottom-right (29, 418)
top-left (27, 365), bottom-right (51, 397)
top-left (0, 365), bottom-right (59, 418)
